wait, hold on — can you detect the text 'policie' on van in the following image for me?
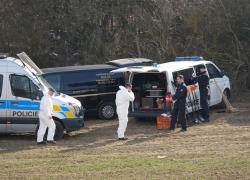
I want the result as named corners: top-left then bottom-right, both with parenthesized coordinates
top-left (111, 57), bottom-right (231, 120)
top-left (0, 52), bottom-right (84, 140)
top-left (41, 58), bottom-right (153, 120)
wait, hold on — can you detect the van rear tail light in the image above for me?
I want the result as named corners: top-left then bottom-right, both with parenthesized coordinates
top-left (154, 108), bottom-right (164, 110)
top-left (165, 94), bottom-right (173, 103)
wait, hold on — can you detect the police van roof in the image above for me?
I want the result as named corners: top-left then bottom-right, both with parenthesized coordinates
top-left (42, 64), bottom-right (118, 74)
top-left (0, 53), bottom-right (9, 59)
top-left (0, 57), bottom-right (25, 68)
top-left (159, 60), bottom-right (211, 71)
top-left (0, 57), bottom-right (17, 61)
top-left (0, 52), bottom-right (43, 75)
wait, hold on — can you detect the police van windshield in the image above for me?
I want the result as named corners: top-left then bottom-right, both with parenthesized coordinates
top-left (37, 75), bottom-right (58, 96)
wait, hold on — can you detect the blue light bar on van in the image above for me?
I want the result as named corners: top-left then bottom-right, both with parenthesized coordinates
top-left (175, 57), bottom-right (203, 61)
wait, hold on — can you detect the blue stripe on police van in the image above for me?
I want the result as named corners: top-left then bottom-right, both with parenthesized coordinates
top-left (59, 112), bottom-right (67, 117)
top-left (0, 100), bottom-right (7, 109)
top-left (59, 106), bottom-right (70, 112)
top-left (9, 100), bottom-right (40, 110)
top-left (2, 100), bottom-right (73, 118)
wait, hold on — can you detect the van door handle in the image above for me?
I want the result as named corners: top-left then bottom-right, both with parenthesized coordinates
top-left (0, 100), bottom-right (5, 104)
top-left (11, 101), bottom-right (19, 105)
top-left (210, 80), bottom-right (213, 83)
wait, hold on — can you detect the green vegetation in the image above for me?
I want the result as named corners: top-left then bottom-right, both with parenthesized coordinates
top-left (232, 92), bottom-right (250, 99)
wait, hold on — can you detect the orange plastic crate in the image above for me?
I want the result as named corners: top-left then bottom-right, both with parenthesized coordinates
top-left (157, 117), bottom-right (177, 130)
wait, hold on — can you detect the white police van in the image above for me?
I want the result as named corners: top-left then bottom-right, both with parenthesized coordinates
top-left (0, 52), bottom-right (84, 140)
top-left (111, 57), bottom-right (231, 120)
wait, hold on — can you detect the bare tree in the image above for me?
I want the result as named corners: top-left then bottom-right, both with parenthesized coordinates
top-left (1, 0), bottom-right (250, 91)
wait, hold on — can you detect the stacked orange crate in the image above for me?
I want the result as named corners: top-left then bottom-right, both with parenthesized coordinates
top-left (157, 117), bottom-right (177, 130)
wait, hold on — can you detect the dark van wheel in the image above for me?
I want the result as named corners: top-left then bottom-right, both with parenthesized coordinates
top-left (45, 121), bottom-right (64, 141)
top-left (99, 102), bottom-right (116, 120)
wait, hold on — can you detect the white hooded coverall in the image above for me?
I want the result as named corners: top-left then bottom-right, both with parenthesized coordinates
top-left (37, 93), bottom-right (55, 142)
top-left (116, 86), bottom-right (134, 138)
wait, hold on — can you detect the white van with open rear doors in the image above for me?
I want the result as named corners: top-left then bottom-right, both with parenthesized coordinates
top-left (111, 57), bottom-right (231, 121)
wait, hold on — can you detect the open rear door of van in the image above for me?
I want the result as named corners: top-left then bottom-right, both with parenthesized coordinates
top-left (107, 58), bottom-right (153, 67)
top-left (110, 66), bottom-right (166, 73)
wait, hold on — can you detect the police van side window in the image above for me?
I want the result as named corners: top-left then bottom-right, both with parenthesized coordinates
top-left (11, 75), bottom-right (38, 99)
top-left (173, 68), bottom-right (195, 86)
top-left (206, 64), bottom-right (221, 79)
top-left (44, 74), bottom-right (61, 91)
top-left (30, 81), bottom-right (38, 99)
top-left (0, 75), bottom-right (3, 97)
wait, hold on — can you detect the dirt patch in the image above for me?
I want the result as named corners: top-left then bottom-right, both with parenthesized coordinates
top-left (1, 98), bottom-right (250, 179)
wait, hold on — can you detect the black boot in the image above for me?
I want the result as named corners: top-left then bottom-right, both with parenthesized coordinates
top-left (118, 137), bottom-right (128, 140)
top-left (198, 114), bottom-right (205, 122)
top-left (47, 141), bottom-right (56, 144)
top-left (204, 118), bottom-right (210, 122)
top-left (37, 141), bottom-right (47, 145)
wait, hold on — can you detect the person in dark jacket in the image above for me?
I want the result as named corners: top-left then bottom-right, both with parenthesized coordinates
top-left (192, 65), bottom-right (210, 122)
top-left (167, 75), bottom-right (188, 132)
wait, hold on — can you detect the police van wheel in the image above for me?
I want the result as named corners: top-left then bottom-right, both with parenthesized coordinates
top-left (221, 90), bottom-right (229, 109)
top-left (98, 102), bottom-right (116, 120)
top-left (45, 121), bottom-right (64, 141)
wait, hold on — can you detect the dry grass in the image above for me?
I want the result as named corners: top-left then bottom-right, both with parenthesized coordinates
top-left (1, 96), bottom-right (250, 179)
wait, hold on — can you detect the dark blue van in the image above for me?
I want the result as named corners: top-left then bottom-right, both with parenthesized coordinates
top-left (41, 59), bottom-right (152, 120)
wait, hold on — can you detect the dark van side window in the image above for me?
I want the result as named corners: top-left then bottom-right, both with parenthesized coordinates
top-left (63, 71), bottom-right (98, 91)
top-left (44, 74), bottom-right (61, 91)
top-left (0, 75), bottom-right (3, 97)
top-left (63, 70), bottom-right (122, 94)
top-left (11, 75), bottom-right (38, 99)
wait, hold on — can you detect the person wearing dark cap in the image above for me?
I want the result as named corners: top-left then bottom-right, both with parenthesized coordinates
top-left (37, 88), bottom-right (56, 144)
top-left (191, 65), bottom-right (210, 122)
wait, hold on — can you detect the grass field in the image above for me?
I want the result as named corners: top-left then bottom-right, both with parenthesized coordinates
top-left (1, 96), bottom-right (250, 179)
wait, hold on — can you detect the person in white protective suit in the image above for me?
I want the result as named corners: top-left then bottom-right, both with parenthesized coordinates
top-left (37, 88), bottom-right (56, 144)
top-left (116, 83), bottom-right (134, 140)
